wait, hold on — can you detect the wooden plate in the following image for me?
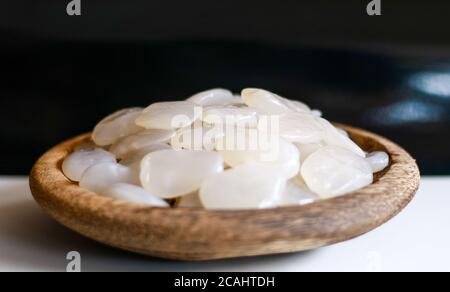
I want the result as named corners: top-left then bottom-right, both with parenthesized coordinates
top-left (29, 124), bottom-right (420, 261)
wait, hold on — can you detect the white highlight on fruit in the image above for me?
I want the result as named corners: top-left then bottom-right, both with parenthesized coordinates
top-left (92, 108), bottom-right (144, 146)
top-left (62, 148), bottom-right (116, 182)
top-left (140, 150), bottom-right (224, 199)
top-left (186, 88), bottom-right (236, 106)
top-left (242, 88), bottom-right (293, 114)
top-left (301, 146), bottom-right (373, 198)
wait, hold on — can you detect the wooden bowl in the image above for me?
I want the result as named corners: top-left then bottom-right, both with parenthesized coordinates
top-left (29, 124), bottom-right (420, 261)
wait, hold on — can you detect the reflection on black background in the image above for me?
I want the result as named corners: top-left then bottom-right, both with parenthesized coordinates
top-left (1, 0), bottom-right (450, 175)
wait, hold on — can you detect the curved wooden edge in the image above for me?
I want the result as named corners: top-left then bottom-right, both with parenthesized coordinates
top-left (29, 125), bottom-right (420, 261)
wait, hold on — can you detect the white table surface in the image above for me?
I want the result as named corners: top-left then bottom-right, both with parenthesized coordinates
top-left (0, 176), bottom-right (449, 272)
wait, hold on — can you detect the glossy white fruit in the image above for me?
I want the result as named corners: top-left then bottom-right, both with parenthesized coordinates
top-left (311, 109), bottom-right (323, 117)
top-left (109, 129), bottom-right (175, 159)
top-left (120, 144), bottom-right (173, 178)
top-left (186, 88), bottom-right (235, 106)
top-left (317, 118), bottom-right (366, 157)
top-left (272, 139), bottom-right (301, 179)
top-left (202, 106), bottom-right (258, 127)
top-left (120, 143), bottom-right (172, 166)
top-left (140, 150), bottom-right (224, 199)
top-left (101, 183), bottom-right (169, 207)
top-left (337, 128), bottom-right (349, 138)
top-left (366, 151), bottom-right (390, 173)
top-left (65, 87), bottom-right (388, 209)
top-left (241, 88), bottom-right (293, 114)
top-left (62, 148), bottom-right (116, 182)
top-left (276, 176), bottom-right (318, 206)
top-left (136, 101), bottom-right (201, 130)
top-left (279, 112), bottom-right (324, 144)
top-left (80, 162), bottom-right (139, 194)
top-left (216, 129), bottom-right (300, 178)
top-left (301, 146), bottom-right (373, 198)
top-left (92, 108), bottom-right (144, 146)
top-left (295, 143), bottom-right (323, 163)
top-left (171, 121), bottom-right (224, 151)
top-left (199, 163), bottom-right (287, 210)
top-left (285, 99), bottom-right (311, 113)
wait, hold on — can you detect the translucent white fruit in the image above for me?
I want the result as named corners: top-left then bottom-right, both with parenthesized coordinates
top-left (92, 108), bottom-right (144, 146)
top-left (109, 129), bottom-right (175, 159)
top-left (202, 106), bottom-right (259, 127)
top-left (337, 128), bottom-right (349, 138)
top-left (366, 151), bottom-right (390, 173)
top-left (120, 143), bottom-right (172, 166)
top-left (272, 139), bottom-right (301, 179)
top-left (311, 109), bottom-right (323, 117)
top-left (80, 162), bottom-right (139, 194)
top-left (276, 176), bottom-right (319, 206)
top-left (215, 127), bottom-right (264, 165)
top-left (216, 129), bottom-right (300, 178)
top-left (241, 88), bottom-right (293, 114)
top-left (177, 193), bottom-right (203, 208)
top-left (119, 144), bottom-right (173, 180)
top-left (62, 148), bottom-right (116, 182)
top-left (295, 143), bottom-right (323, 163)
top-left (285, 99), bottom-right (311, 113)
top-left (171, 121), bottom-right (224, 151)
top-left (199, 162), bottom-right (287, 210)
top-left (301, 146), bottom-right (373, 198)
top-left (140, 150), bottom-right (224, 199)
top-left (279, 112), bottom-right (324, 144)
top-left (136, 101), bottom-right (201, 130)
top-left (317, 118), bottom-right (366, 157)
top-left (186, 88), bottom-right (235, 106)
top-left (101, 183), bottom-right (169, 207)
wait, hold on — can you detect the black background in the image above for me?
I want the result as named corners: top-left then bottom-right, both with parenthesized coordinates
top-left (1, 0), bottom-right (450, 175)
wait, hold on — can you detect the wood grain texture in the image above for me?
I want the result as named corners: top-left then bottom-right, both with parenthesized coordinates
top-left (29, 124), bottom-right (420, 261)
